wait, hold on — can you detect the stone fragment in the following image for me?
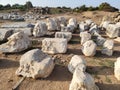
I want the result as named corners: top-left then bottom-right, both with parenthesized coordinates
top-left (16, 49), bottom-right (55, 79)
top-left (81, 40), bottom-right (97, 56)
top-left (0, 32), bottom-right (31, 53)
top-left (55, 32), bottom-right (72, 42)
top-left (42, 38), bottom-right (67, 54)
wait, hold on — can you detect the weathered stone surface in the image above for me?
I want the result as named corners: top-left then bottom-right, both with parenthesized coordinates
top-left (100, 21), bottom-right (111, 30)
top-left (69, 65), bottom-right (99, 90)
top-left (10, 15), bottom-right (24, 21)
top-left (1, 22), bottom-right (33, 28)
top-left (80, 31), bottom-right (91, 45)
top-left (0, 31), bottom-right (31, 53)
top-left (61, 18), bottom-right (77, 32)
top-left (81, 40), bottom-right (97, 56)
top-left (89, 24), bottom-right (100, 36)
top-left (61, 24), bottom-right (75, 32)
top-left (114, 57), bottom-right (120, 80)
top-left (0, 22), bottom-right (34, 36)
top-left (53, 18), bottom-right (61, 30)
top-left (55, 32), bottom-right (72, 42)
top-left (103, 40), bottom-right (114, 49)
top-left (68, 18), bottom-right (77, 28)
top-left (96, 36), bottom-right (106, 46)
top-left (13, 28), bottom-right (32, 36)
top-left (90, 22), bottom-right (96, 28)
top-left (106, 24), bottom-right (120, 38)
top-left (42, 38), bottom-right (67, 54)
top-left (68, 55), bottom-right (86, 74)
top-left (116, 22), bottom-right (120, 26)
top-left (114, 15), bottom-right (120, 22)
top-left (102, 49), bottom-right (113, 56)
top-left (58, 16), bottom-right (67, 26)
top-left (16, 49), bottom-right (55, 79)
top-left (79, 22), bottom-right (89, 32)
top-left (0, 29), bottom-right (13, 41)
top-left (114, 37), bottom-right (120, 42)
top-left (33, 22), bottom-right (47, 37)
top-left (101, 40), bottom-right (114, 56)
top-left (46, 18), bottom-right (57, 31)
top-left (85, 19), bottom-right (93, 26)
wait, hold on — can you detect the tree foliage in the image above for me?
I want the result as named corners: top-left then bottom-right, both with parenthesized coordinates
top-left (25, 1), bottom-right (33, 10)
top-left (0, 2), bottom-right (118, 13)
top-left (4, 4), bottom-right (11, 10)
top-left (0, 1), bottom-right (33, 11)
top-left (0, 4), bottom-right (3, 10)
top-left (99, 2), bottom-right (118, 12)
top-left (73, 2), bottom-right (118, 13)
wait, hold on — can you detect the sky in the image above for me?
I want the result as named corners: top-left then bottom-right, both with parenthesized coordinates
top-left (0, 0), bottom-right (120, 9)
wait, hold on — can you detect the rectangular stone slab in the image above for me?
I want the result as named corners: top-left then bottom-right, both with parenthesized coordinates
top-left (55, 32), bottom-right (72, 42)
top-left (42, 38), bottom-right (67, 54)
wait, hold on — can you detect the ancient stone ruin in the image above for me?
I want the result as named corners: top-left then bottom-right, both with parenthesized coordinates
top-left (0, 31), bottom-right (31, 53)
top-left (42, 38), bottom-right (67, 54)
top-left (16, 49), bottom-right (55, 79)
top-left (33, 21), bottom-right (47, 37)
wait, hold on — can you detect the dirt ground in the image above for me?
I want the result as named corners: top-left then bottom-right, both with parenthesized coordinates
top-left (0, 11), bottom-right (120, 90)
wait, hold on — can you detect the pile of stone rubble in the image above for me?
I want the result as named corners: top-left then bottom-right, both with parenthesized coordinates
top-left (0, 15), bottom-right (120, 89)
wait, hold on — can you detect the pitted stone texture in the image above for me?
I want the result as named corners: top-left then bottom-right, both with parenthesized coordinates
top-left (58, 16), bottom-right (67, 26)
top-left (53, 18), bottom-right (61, 30)
top-left (80, 31), bottom-right (91, 45)
top-left (13, 28), bottom-right (32, 36)
top-left (42, 38), bottom-right (67, 54)
top-left (96, 36), bottom-right (106, 46)
top-left (89, 25), bottom-right (100, 36)
top-left (106, 24), bottom-right (120, 38)
top-left (100, 21), bottom-right (111, 30)
top-left (33, 22), bottom-right (47, 37)
top-left (55, 32), bottom-right (72, 42)
top-left (68, 18), bottom-right (77, 28)
top-left (16, 49), bottom-right (55, 79)
top-left (101, 40), bottom-right (114, 56)
top-left (81, 40), bottom-right (97, 56)
top-left (79, 22), bottom-right (89, 32)
top-left (0, 29), bottom-right (13, 41)
top-left (85, 19), bottom-right (93, 26)
top-left (0, 31), bottom-right (31, 53)
top-left (68, 55), bottom-right (86, 74)
top-left (46, 18), bottom-right (57, 31)
top-left (69, 65), bottom-right (99, 90)
top-left (1, 22), bottom-right (33, 28)
top-left (61, 24), bottom-right (75, 32)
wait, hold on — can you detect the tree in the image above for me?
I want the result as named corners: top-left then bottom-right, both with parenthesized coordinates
top-left (25, 1), bottom-right (33, 10)
top-left (79, 5), bottom-right (88, 11)
top-left (88, 6), bottom-right (94, 11)
top-left (4, 4), bottom-right (11, 9)
top-left (88, 6), bottom-right (98, 11)
top-left (20, 5), bottom-right (26, 11)
top-left (0, 4), bottom-right (3, 10)
top-left (12, 4), bottom-right (20, 9)
top-left (99, 2), bottom-right (118, 12)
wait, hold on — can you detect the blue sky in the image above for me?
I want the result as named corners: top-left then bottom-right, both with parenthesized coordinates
top-left (0, 0), bottom-right (120, 9)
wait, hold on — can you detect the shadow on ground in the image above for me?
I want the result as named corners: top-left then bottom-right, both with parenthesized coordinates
top-left (95, 50), bottom-right (120, 58)
top-left (0, 59), bottom-right (19, 69)
top-left (87, 66), bottom-right (114, 75)
top-left (96, 83), bottom-right (120, 90)
top-left (41, 65), bottom-right (72, 81)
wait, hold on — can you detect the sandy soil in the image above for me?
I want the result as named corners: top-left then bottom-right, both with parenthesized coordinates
top-left (0, 11), bottom-right (120, 90)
